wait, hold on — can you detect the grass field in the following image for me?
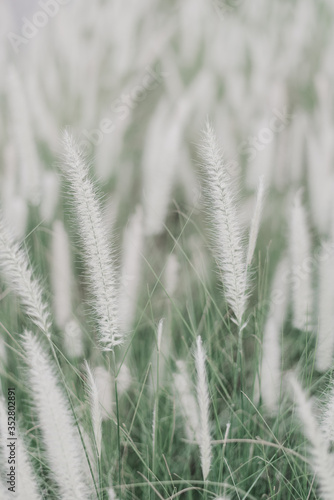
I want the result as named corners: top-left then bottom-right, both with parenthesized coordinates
top-left (1, 1), bottom-right (334, 499)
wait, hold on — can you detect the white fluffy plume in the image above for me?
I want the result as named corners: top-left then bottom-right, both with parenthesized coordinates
top-left (195, 336), bottom-right (212, 481)
top-left (316, 242), bottom-right (334, 372)
top-left (0, 213), bottom-right (52, 337)
top-left (199, 121), bottom-right (248, 325)
top-left (23, 331), bottom-right (89, 499)
top-left (84, 361), bottom-right (103, 458)
top-left (61, 132), bottom-right (121, 351)
top-left (289, 191), bottom-right (313, 331)
top-left (0, 396), bottom-right (42, 500)
top-left (246, 176), bottom-right (265, 267)
top-left (51, 220), bottom-right (72, 328)
top-left (289, 373), bottom-right (334, 500)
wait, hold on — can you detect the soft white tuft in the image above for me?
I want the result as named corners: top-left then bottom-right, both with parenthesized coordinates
top-left (199, 121), bottom-right (248, 325)
top-left (61, 132), bottom-right (121, 351)
top-left (195, 336), bottom-right (212, 480)
top-left (0, 213), bottom-right (52, 337)
top-left (23, 331), bottom-right (89, 499)
top-left (289, 373), bottom-right (334, 500)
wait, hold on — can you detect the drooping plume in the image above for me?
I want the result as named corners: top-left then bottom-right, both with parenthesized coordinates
top-left (61, 132), bottom-right (121, 351)
top-left (23, 331), bottom-right (89, 500)
top-left (199, 121), bottom-right (248, 325)
top-left (0, 213), bottom-right (52, 338)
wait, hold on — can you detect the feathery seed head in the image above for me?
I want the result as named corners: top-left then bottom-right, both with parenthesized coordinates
top-left (61, 132), bottom-right (121, 351)
top-left (0, 212), bottom-right (52, 338)
top-left (288, 373), bottom-right (334, 500)
top-left (23, 331), bottom-right (90, 499)
top-left (199, 121), bottom-right (248, 325)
